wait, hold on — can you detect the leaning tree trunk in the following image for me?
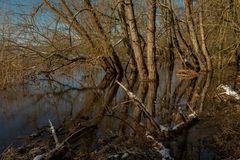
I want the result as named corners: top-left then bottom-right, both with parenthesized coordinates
top-left (199, 4), bottom-right (212, 71)
top-left (118, 0), bottom-right (137, 72)
top-left (124, 0), bottom-right (148, 80)
top-left (43, 0), bottom-right (117, 74)
top-left (184, 0), bottom-right (206, 71)
top-left (146, 0), bottom-right (158, 80)
top-left (83, 0), bottom-right (123, 74)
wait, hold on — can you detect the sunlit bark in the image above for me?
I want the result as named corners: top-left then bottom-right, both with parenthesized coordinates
top-left (146, 0), bottom-right (158, 80)
top-left (117, 0), bottom-right (137, 72)
top-left (124, 0), bottom-right (148, 80)
top-left (199, 7), bottom-right (212, 71)
top-left (184, 0), bottom-right (206, 71)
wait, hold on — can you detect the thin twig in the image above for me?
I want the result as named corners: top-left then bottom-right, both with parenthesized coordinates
top-left (48, 120), bottom-right (60, 147)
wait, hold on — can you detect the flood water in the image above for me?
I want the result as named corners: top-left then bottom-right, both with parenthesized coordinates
top-left (0, 63), bottom-right (239, 159)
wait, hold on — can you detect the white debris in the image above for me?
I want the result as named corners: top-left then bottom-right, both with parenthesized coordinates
top-left (108, 154), bottom-right (119, 158)
top-left (145, 132), bottom-right (174, 160)
top-left (139, 122), bottom-right (145, 127)
top-left (121, 153), bottom-right (129, 159)
top-left (146, 132), bottom-right (155, 141)
top-left (160, 125), bottom-right (169, 131)
top-left (218, 85), bottom-right (240, 100)
top-left (128, 92), bottom-right (136, 99)
top-left (172, 122), bottom-right (184, 130)
top-left (159, 148), bottom-right (174, 160)
top-left (188, 113), bottom-right (197, 119)
top-left (33, 154), bottom-right (45, 160)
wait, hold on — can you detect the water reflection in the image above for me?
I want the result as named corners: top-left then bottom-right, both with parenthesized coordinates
top-left (0, 66), bottom-right (104, 152)
top-left (0, 64), bottom-right (238, 159)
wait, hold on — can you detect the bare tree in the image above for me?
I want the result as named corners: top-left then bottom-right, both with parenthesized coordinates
top-left (42, 0), bottom-right (122, 73)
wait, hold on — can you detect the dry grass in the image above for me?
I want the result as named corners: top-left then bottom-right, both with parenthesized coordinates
top-left (176, 69), bottom-right (199, 79)
top-left (214, 107), bottom-right (240, 159)
top-left (0, 147), bottom-right (17, 160)
top-left (0, 53), bottom-right (26, 90)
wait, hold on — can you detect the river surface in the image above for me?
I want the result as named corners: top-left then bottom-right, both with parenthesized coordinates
top-left (0, 63), bottom-right (239, 159)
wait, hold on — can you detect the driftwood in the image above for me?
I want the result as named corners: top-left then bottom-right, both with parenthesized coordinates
top-left (145, 132), bottom-right (173, 160)
top-left (216, 84), bottom-right (240, 102)
top-left (33, 125), bottom-right (97, 160)
top-left (116, 81), bottom-right (163, 135)
top-left (48, 120), bottom-right (60, 148)
top-left (116, 81), bottom-right (198, 138)
top-left (164, 112), bottom-right (198, 138)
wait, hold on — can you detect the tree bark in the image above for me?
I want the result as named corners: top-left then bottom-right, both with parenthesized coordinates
top-left (199, 6), bottom-right (212, 71)
top-left (124, 0), bottom-right (148, 80)
top-left (118, 0), bottom-right (137, 72)
top-left (146, 0), bottom-right (158, 80)
top-left (146, 81), bottom-right (158, 130)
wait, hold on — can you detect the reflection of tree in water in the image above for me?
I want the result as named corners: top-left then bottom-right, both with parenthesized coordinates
top-left (6, 66), bottom-right (213, 158)
top-left (0, 63), bottom-right (227, 159)
top-left (71, 69), bottom-right (210, 131)
top-left (68, 68), bottom-right (213, 159)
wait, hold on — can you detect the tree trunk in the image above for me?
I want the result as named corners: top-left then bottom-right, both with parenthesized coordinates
top-left (146, 81), bottom-right (158, 130)
top-left (146, 0), bottom-right (158, 80)
top-left (124, 0), bottom-right (148, 80)
top-left (118, 0), bottom-right (137, 72)
top-left (83, 0), bottom-right (123, 74)
top-left (199, 6), bottom-right (212, 71)
top-left (184, 0), bottom-right (206, 71)
top-left (166, 0), bottom-right (184, 67)
top-left (132, 82), bottom-right (148, 130)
